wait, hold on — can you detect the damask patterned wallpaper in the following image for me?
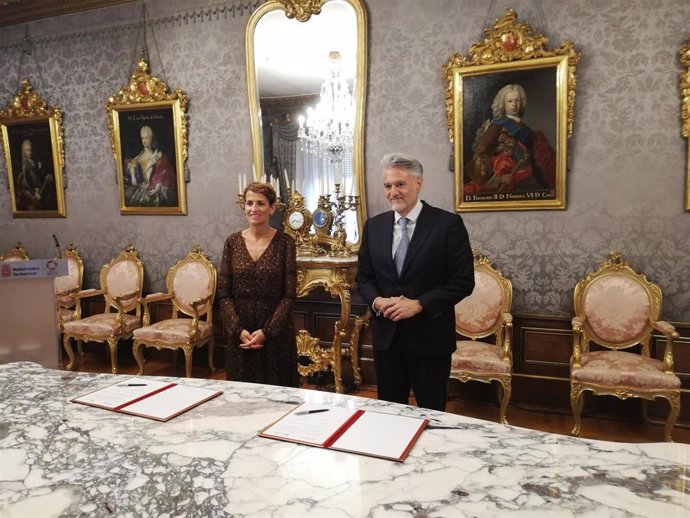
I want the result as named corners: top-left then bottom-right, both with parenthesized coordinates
top-left (0, 0), bottom-right (688, 322)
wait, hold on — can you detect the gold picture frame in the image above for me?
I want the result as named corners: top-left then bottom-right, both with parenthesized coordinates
top-left (681, 37), bottom-right (690, 211)
top-left (443, 8), bottom-right (581, 212)
top-left (106, 58), bottom-right (189, 215)
top-left (0, 79), bottom-right (66, 218)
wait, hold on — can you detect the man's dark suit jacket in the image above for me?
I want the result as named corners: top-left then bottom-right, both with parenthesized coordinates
top-left (356, 201), bottom-right (475, 356)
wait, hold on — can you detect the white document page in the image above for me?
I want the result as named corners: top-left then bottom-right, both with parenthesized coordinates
top-left (261, 404), bottom-right (360, 446)
top-left (330, 411), bottom-right (427, 461)
top-left (71, 379), bottom-right (173, 409)
top-left (121, 385), bottom-right (221, 421)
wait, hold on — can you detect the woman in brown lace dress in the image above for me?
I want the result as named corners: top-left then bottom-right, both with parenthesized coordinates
top-left (217, 182), bottom-right (299, 387)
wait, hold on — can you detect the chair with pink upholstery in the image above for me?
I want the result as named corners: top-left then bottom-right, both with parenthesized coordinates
top-left (133, 245), bottom-right (217, 378)
top-left (450, 250), bottom-right (513, 424)
top-left (55, 243), bottom-right (85, 334)
top-left (1, 242), bottom-right (29, 261)
top-left (62, 244), bottom-right (144, 374)
top-left (570, 251), bottom-right (680, 442)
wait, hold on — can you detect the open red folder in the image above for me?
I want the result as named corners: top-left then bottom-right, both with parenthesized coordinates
top-left (71, 378), bottom-right (222, 421)
top-left (259, 403), bottom-right (427, 462)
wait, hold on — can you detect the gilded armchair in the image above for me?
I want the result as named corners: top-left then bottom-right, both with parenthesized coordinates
top-left (1, 242), bottom-right (29, 261)
top-left (55, 243), bottom-right (84, 333)
top-left (133, 245), bottom-right (217, 378)
top-left (62, 245), bottom-right (144, 374)
top-left (570, 251), bottom-right (680, 442)
top-left (450, 251), bottom-right (513, 424)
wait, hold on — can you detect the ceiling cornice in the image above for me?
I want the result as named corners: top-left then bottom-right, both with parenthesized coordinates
top-left (0, 0), bottom-right (138, 28)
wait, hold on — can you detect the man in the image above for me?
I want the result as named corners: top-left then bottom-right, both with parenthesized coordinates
top-left (16, 139), bottom-right (53, 211)
top-left (356, 153), bottom-right (474, 411)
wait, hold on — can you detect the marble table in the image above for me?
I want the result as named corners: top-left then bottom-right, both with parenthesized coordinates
top-left (1, 362), bottom-right (688, 517)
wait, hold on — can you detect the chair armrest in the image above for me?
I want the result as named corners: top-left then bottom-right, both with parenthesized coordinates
top-left (112, 290), bottom-right (140, 312)
top-left (571, 316), bottom-right (585, 368)
top-left (190, 294), bottom-right (213, 317)
top-left (650, 320), bottom-right (679, 373)
top-left (138, 292), bottom-right (171, 326)
top-left (651, 320), bottom-right (678, 338)
top-left (500, 312), bottom-right (513, 361)
top-left (56, 286), bottom-right (79, 297)
top-left (72, 288), bottom-right (105, 300)
top-left (186, 294), bottom-right (214, 340)
top-left (141, 291), bottom-right (171, 304)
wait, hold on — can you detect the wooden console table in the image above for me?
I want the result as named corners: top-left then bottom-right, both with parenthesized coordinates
top-left (296, 255), bottom-right (367, 393)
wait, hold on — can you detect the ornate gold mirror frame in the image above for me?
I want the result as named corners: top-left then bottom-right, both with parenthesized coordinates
top-left (246, 0), bottom-right (368, 252)
top-left (105, 58), bottom-right (189, 215)
top-left (681, 37), bottom-right (690, 211)
top-left (0, 79), bottom-right (66, 218)
top-left (443, 8), bottom-right (580, 212)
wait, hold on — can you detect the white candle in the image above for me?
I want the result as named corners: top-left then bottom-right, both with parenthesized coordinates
top-left (252, 164), bottom-right (256, 182)
top-left (283, 169), bottom-right (289, 192)
top-left (238, 174), bottom-right (242, 194)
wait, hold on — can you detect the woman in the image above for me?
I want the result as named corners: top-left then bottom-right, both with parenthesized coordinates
top-left (217, 182), bottom-right (299, 387)
top-left (124, 125), bottom-right (177, 207)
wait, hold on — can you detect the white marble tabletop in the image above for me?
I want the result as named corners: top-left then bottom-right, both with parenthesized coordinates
top-left (1, 362), bottom-right (688, 517)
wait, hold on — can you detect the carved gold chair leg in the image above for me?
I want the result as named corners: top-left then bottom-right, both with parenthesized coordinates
top-left (498, 376), bottom-right (512, 425)
top-left (664, 392), bottom-right (681, 443)
top-left (349, 309), bottom-right (371, 387)
top-left (77, 340), bottom-right (84, 356)
top-left (63, 335), bottom-right (76, 370)
top-left (570, 383), bottom-right (584, 437)
top-left (107, 337), bottom-right (118, 374)
top-left (183, 346), bottom-right (194, 378)
top-left (133, 341), bottom-right (145, 375)
top-left (332, 321), bottom-right (345, 394)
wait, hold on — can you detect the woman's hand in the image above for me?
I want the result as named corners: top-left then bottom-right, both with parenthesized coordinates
top-left (238, 329), bottom-right (253, 349)
top-left (239, 329), bottom-right (266, 349)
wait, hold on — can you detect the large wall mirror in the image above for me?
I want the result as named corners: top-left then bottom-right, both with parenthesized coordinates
top-left (246, 0), bottom-right (368, 250)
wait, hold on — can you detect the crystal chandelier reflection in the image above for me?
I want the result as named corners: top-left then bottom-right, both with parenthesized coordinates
top-left (298, 51), bottom-right (354, 163)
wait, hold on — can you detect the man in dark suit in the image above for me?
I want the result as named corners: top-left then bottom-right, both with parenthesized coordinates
top-left (356, 153), bottom-right (474, 411)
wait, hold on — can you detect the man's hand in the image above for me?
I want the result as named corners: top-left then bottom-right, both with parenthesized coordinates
top-left (382, 296), bottom-right (422, 321)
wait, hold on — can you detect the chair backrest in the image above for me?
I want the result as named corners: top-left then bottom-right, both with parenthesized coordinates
top-left (1, 242), bottom-right (29, 261)
top-left (168, 245), bottom-right (217, 320)
top-left (574, 251), bottom-right (661, 353)
top-left (100, 244), bottom-right (144, 314)
top-left (55, 243), bottom-right (84, 309)
top-left (455, 250), bottom-right (512, 339)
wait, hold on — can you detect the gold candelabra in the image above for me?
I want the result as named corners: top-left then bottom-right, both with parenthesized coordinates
top-left (237, 183), bottom-right (359, 258)
top-left (318, 183), bottom-right (359, 256)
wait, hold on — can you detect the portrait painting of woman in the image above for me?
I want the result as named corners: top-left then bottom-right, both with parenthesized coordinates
top-left (114, 105), bottom-right (185, 214)
top-left (123, 125), bottom-right (177, 208)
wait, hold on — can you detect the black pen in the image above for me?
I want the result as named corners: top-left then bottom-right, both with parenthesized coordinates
top-left (122, 384), bottom-right (147, 387)
top-left (294, 408), bottom-right (329, 415)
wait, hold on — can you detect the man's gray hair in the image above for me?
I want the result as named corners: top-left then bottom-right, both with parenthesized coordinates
top-left (381, 153), bottom-right (423, 178)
